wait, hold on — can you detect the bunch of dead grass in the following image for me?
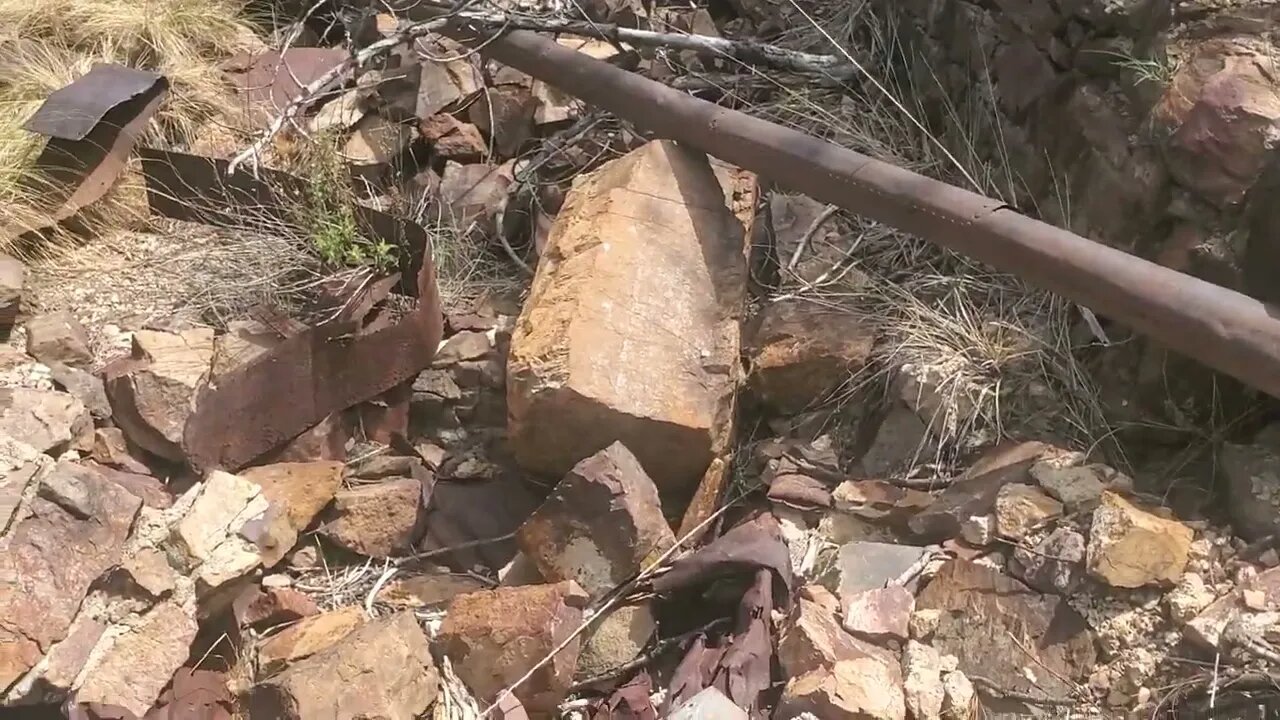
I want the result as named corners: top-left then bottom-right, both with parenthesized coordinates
top-left (706, 1), bottom-right (1117, 471)
top-left (0, 0), bottom-right (265, 252)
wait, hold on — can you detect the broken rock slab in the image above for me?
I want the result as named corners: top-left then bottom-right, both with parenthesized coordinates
top-left (508, 140), bottom-right (747, 503)
top-left (0, 461), bottom-right (142, 692)
top-left (1186, 565), bottom-right (1280, 649)
top-left (24, 310), bottom-right (93, 368)
top-left (1087, 492), bottom-right (1192, 588)
top-left (1029, 458), bottom-right (1109, 512)
top-left (826, 541), bottom-right (929, 598)
top-left (902, 640), bottom-right (945, 720)
top-left (517, 441), bottom-right (675, 595)
top-left (1011, 526), bottom-right (1085, 595)
top-left (319, 476), bottom-right (427, 558)
top-left (256, 606), bottom-right (366, 675)
top-left (249, 611), bottom-right (438, 720)
top-left (47, 362), bottom-right (109, 420)
top-left (438, 580), bottom-right (589, 714)
top-left (233, 586), bottom-right (318, 631)
top-left (744, 298), bottom-right (874, 414)
top-left (842, 586), bottom-right (914, 644)
top-left (909, 441), bottom-right (1052, 541)
top-left (0, 388), bottom-right (93, 455)
top-left (239, 461), bottom-right (343, 567)
top-left (993, 483), bottom-right (1062, 540)
top-left (777, 586), bottom-right (906, 720)
top-left (916, 559), bottom-right (1096, 706)
top-left (105, 327), bottom-right (214, 461)
top-left (169, 470), bottom-right (269, 593)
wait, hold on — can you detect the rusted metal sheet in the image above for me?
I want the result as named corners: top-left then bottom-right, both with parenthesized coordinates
top-left (10, 64), bottom-right (167, 237)
top-left (445, 23), bottom-right (1280, 399)
top-left (223, 48), bottom-right (347, 125)
top-left (136, 149), bottom-right (443, 471)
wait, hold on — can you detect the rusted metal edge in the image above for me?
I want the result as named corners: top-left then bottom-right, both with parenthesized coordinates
top-left (444, 23), bottom-right (1280, 399)
top-left (136, 149), bottom-right (443, 472)
top-left (5, 65), bottom-right (168, 241)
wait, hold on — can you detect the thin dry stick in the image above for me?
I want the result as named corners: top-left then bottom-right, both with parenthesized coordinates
top-left (391, 531), bottom-right (518, 566)
top-left (478, 498), bottom-right (741, 717)
top-left (786, 203), bottom-right (838, 271)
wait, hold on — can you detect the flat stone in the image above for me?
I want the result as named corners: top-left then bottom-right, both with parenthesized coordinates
top-left (320, 477), bottom-right (427, 558)
top-left (670, 687), bottom-right (747, 720)
top-left (828, 541), bottom-right (929, 597)
top-left (14, 613), bottom-right (105, 699)
top-left (778, 590), bottom-right (906, 720)
top-left (0, 388), bottom-right (92, 454)
top-left (438, 581), bottom-right (589, 714)
top-left (1011, 526), bottom-right (1085, 595)
top-left (24, 311), bottom-right (92, 367)
top-left (88, 428), bottom-right (151, 474)
top-left (71, 598), bottom-right (198, 717)
top-left (432, 330), bottom-right (494, 367)
top-left (233, 586), bottom-right (319, 630)
top-left (577, 603), bottom-right (657, 680)
top-left (170, 471), bottom-right (269, 593)
top-left (994, 483), bottom-right (1062, 540)
top-left (421, 113), bottom-right (487, 161)
top-left (1186, 565), bottom-right (1280, 649)
top-left (1220, 427), bottom-right (1280, 540)
top-left (507, 140), bottom-right (746, 504)
top-left (517, 442), bottom-right (676, 595)
top-left (902, 640), bottom-right (945, 720)
top-left (239, 462), bottom-right (343, 567)
top-left (116, 546), bottom-right (180, 599)
top-left (842, 586), bottom-right (914, 643)
top-left (343, 113), bottom-right (415, 167)
top-left (857, 405), bottom-right (933, 477)
top-left (438, 161), bottom-right (514, 237)
top-left (1029, 460), bottom-right (1108, 511)
top-left (257, 607), bottom-right (366, 675)
top-left (909, 441), bottom-right (1052, 541)
top-left (46, 362), bottom-right (109, 419)
top-left (0, 253), bottom-right (22, 332)
top-left (249, 611), bottom-right (438, 720)
top-left (745, 298), bottom-right (875, 414)
top-left (104, 328), bottom-right (215, 461)
top-left (209, 319), bottom-right (282, 378)
top-left (94, 465), bottom-right (172, 509)
top-left (916, 560), bottom-right (1096, 706)
top-left (1087, 492), bottom-right (1191, 588)
top-left (0, 462), bottom-right (141, 692)
top-left (0, 439), bottom-right (43, 535)
top-left (377, 573), bottom-right (486, 608)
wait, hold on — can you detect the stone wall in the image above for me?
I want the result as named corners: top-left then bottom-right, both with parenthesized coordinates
top-left (883, 0), bottom-right (1279, 301)
top-left (876, 0), bottom-right (1279, 430)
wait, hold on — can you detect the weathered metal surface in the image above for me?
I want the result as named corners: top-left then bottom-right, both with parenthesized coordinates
top-left (223, 48), bottom-right (347, 125)
top-left (446, 23), bottom-right (1280, 399)
top-left (9, 64), bottom-right (167, 239)
top-left (136, 149), bottom-right (443, 471)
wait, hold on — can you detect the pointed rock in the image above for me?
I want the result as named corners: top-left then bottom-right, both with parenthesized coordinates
top-left (1087, 492), bottom-right (1191, 588)
top-left (842, 586), bottom-right (914, 643)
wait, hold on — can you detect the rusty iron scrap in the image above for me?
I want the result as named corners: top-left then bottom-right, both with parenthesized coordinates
top-left (444, 23), bottom-right (1280, 400)
top-left (137, 149), bottom-right (444, 472)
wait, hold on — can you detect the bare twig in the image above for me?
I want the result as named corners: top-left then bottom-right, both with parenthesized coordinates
top-left (967, 675), bottom-right (1081, 708)
top-left (391, 531), bottom-right (518, 567)
top-left (786, 203), bottom-right (838, 271)
top-left (567, 617), bottom-right (731, 691)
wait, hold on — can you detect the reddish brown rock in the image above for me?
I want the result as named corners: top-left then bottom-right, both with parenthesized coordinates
top-left (507, 140), bottom-right (747, 502)
top-left (239, 461), bottom-right (343, 566)
top-left (468, 86), bottom-right (537, 157)
top-left (778, 587), bottom-right (906, 720)
top-left (94, 465), bottom-right (172, 509)
top-left (89, 428), bottom-right (152, 475)
top-left (842, 586), bottom-right (914, 643)
top-left (916, 560), bottom-right (1096, 705)
top-left (437, 581), bottom-right (589, 714)
top-left (421, 113), bottom-right (487, 160)
top-left (1086, 492), bottom-right (1191, 588)
top-left (517, 442), bottom-right (675, 595)
top-left (0, 462), bottom-right (142, 692)
top-left (24, 310), bottom-right (92, 367)
top-left (909, 442), bottom-right (1052, 540)
top-left (377, 572), bottom-right (486, 608)
top-left (104, 328), bottom-right (214, 461)
top-left (249, 611), bottom-right (438, 720)
top-left (47, 362), bottom-right (108, 420)
top-left (438, 161), bottom-right (514, 236)
top-left (745, 298), bottom-right (875, 414)
top-left (256, 607), bottom-right (366, 675)
top-left (319, 477), bottom-right (427, 558)
top-left (233, 586), bottom-right (319, 630)
top-left (258, 413), bottom-right (348, 464)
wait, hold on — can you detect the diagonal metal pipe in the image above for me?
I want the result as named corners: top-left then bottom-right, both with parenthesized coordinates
top-left (443, 22), bottom-right (1280, 399)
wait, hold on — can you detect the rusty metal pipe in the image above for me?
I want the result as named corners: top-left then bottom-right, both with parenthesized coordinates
top-left (445, 23), bottom-right (1280, 399)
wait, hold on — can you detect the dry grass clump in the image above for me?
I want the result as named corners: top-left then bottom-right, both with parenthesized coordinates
top-left (0, 0), bottom-right (265, 250)
top-left (710, 1), bottom-right (1117, 470)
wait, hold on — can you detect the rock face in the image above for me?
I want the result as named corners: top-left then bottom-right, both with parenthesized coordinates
top-left (24, 311), bottom-right (93, 367)
top-left (105, 328), bottom-right (215, 460)
top-left (239, 462), bottom-right (343, 566)
top-left (319, 477), bottom-right (427, 558)
top-left (745, 298), bottom-right (875, 414)
top-left (437, 581), bottom-right (589, 714)
top-left (71, 598), bottom-right (198, 716)
top-left (916, 560), bottom-right (1096, 706)
top-left (1087, 492), bottom-right (1192, 588)
top-left (1220, 425), bottom-right (1280, 540)
top-left (170, 471), bottom-right (269, 593)
top-left (0, 388), bottom-right (93, 454)
top-left (507, 140), bottom-right (747, 502)
top-left (249, 611), bottom-right (438, 720)
top-left (517, 442), bottom-right (675, 595)
top-left (0, 462), bottom-right (142, 691)
top-left (993, 483), bottom-right (1062, 540)
top-left (777, 588), bottom-right (906, 720)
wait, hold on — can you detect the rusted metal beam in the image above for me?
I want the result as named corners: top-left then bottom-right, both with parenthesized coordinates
top-left (444, 23), bottom-right (1280, 399)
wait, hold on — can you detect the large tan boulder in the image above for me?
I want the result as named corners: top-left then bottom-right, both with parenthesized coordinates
top-left (507, 140), bottom-right (747, 503)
